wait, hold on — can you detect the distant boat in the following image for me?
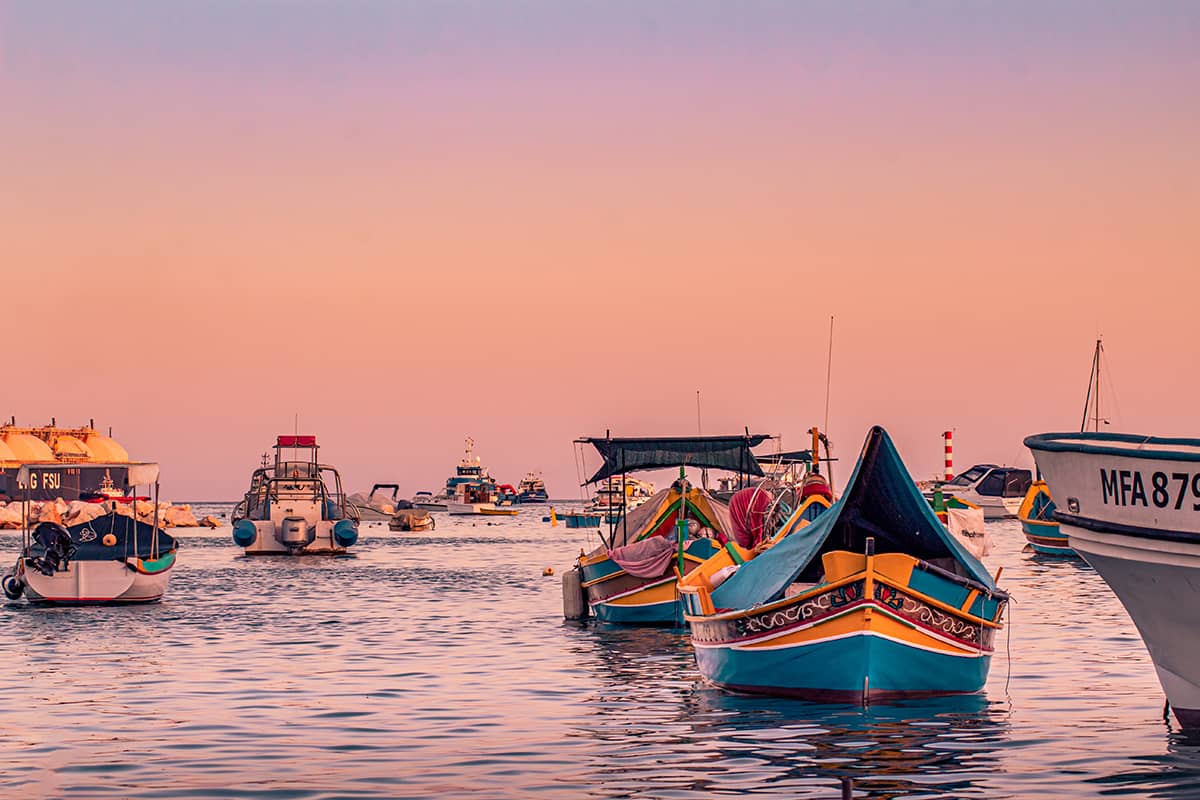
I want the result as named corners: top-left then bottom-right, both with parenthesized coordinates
top-left (1019, 338), bottom-right (1110, 556)
top-left (427, 438), bottom-right (501, 512)
top-left (682, 426), bottom-right (1009, 702)
top-left (586, 476), bottom-right (655, 524)
top-left (1027, 430), bottom-right (1200, 729)
top-left (517, 472), bottom-right (549, 503)
top-left (389, 503), bottom-right (435, 532)
top-left (931, 464), bottom-right (1031, 520)
top-left (348, 483), bottom-right (402, 521)
top-left (2, 462), bottom-right (177, 605)
top-left (230, 435), bottom-right (359, 555)
top-left (411, 490), bottom-right (444, 511)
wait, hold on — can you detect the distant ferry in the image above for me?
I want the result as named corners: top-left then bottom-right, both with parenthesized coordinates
top-left (0, 419), bottom-right (146, 502)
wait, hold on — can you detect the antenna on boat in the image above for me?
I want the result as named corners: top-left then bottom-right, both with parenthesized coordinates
top-left (822, 315), bottom-right (836, 491)
top-left (696, 390), bottom-right (709, 491)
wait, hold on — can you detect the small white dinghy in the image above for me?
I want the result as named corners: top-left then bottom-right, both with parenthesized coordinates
top-left (2, 462), bottom-right (177, 605)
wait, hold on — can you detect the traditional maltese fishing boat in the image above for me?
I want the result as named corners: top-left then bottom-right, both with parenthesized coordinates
top-left (2, 462), bottom-right (177, 604)
top-left (562, 433), bottom-right (772, 626)
top-left (682, 426), bottom-right (1009, 703)
top-left (231, 435), bottom-right (360, 555)
top-left (1026, 430), bottom-right (1200, 729)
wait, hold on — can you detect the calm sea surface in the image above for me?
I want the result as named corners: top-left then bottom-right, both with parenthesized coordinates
top-left (3, 504), bottom-right (1200, 799)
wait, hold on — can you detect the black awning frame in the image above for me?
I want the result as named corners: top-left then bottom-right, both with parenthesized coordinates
top-left (576, 433), bottom-right (771, 485)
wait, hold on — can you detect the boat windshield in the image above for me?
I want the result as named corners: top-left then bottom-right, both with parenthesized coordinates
top-left (946, 465), bottom-right (989, 487)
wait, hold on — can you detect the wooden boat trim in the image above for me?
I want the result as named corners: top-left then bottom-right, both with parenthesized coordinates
top-left (691, 566), bottom-right (1002, 629)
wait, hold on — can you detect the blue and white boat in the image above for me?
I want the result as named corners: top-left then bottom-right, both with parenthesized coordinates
top-left (681, 426), bottom-right (1009, 703)
top-left (2, 462), bottom-right (178, 604)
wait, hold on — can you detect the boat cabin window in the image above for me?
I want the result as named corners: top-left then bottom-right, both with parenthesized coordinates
top-left (976, 471), bottom-right (1005, 496)
top-left (1003, 470), bottom-right (1033, 498)
top-left (946, 465), bottom-right (989, 487)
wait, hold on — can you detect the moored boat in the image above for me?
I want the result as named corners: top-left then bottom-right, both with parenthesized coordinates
top-left (683, 426), bottom-right (1009, 702)
top-left (1026, 430), bottom-right (1200, 728)
top-left (1018, 480), bottom-right (1070, 555)
top-left (348, 483), bottom-right (402, 521)
top-left (427, 438), bottom-right (500, 512)
top-left (230, 435), bottom-right (360, 555)
top-left (931, 463), bottom-right (1031, 520)
top-left (2, 462), bottom-right (177, 605)
top-left (564, 433), bottom-right (770, 626)
top-left (517, 472), bottom-right (549, 503)
top-left (389, 502), bottom-right (435, 532)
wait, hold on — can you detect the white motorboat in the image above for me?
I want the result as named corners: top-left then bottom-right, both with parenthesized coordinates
top-left (1027, 431), bottom-right (1200, 728)
top-left (348, 483), bottom-right (402, 520)
top-left (231, 435), bottom-right (360, 555)
top-left (929, 464), bottom-right (1032, 520)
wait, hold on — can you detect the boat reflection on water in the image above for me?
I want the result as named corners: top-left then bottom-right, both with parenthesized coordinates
top-left (563, 623), bottom-right (1010, 799)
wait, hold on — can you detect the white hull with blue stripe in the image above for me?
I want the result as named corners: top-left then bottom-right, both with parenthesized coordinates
top-left (1027, 432), bottom-right (1200, 729)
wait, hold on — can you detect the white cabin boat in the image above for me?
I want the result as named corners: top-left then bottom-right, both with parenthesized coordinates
top-left (231, 435), bottom-right (359, 555)
top-left (931, 464), bottom-right (1032, 520)
top-left (1027, 431), bottom-right (1200, 729)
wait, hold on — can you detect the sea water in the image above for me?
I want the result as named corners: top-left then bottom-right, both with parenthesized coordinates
top-left (2, 508), bottom-right (1199, 799)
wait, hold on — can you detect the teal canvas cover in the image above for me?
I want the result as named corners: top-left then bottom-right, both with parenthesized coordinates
top-left (711, 426), bottom-right (996, 611)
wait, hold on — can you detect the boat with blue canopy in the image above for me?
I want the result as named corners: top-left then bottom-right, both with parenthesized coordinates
top-left (681, 426), bottom-right (1009, 702)
top-left (2, 462), bottom-right (178, 604)
top-left (562, 433), bottom-right (769, 626)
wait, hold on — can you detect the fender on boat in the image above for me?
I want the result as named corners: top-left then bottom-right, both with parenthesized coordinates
top-left (333, 519), bottom-right (358, 548)
top-left (233, 519), bottom-right (257, 547)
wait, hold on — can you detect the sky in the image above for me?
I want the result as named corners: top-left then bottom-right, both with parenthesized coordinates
top-left (2, 1), bottom-right (1198, 500)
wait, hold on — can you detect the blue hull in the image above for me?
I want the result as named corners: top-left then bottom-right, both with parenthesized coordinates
top-left (694, 632), bottom-right (991, 701)
top-left (592, 598), bottom-right (682, 626)
top-left (1021, 520), bottom-right (1077, 557)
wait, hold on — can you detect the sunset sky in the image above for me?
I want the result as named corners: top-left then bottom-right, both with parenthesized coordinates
top-left (2, 2), bottom-right (1197, 499)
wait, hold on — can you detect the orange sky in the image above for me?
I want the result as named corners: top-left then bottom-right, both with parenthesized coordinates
top-left (2, 3), bottom-right (1197, 498)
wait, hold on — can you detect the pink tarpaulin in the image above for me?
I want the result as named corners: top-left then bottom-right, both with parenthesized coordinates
top-left (608, 535), bottom-right (677, 578)
top-left (730, 487), bottom-right (772, 549)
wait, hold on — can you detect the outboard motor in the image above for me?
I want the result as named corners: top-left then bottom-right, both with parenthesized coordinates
top-left (29, 522), bottom-right (77, 576)
top-left (2, 572), bottom-right (24, 600)
top-left (277, 516), bottom-right (315, 551)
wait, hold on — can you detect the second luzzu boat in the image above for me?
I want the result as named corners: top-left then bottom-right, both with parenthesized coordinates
top-left (231, 435), bottom-right (359, 555)
top-left (682, 426), bottom-right (1009, 702)
top-left (563, 433), bottom-right (770, 625)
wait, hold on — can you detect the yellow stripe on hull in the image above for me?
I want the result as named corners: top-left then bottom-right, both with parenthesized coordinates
top-left (602, 577), bottom-right (678, 607)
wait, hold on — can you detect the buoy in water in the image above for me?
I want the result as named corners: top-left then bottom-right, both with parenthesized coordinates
top-left (562, 566), bottom-right (589, 620)
top-left (543, 566), bottom-right (554, 576)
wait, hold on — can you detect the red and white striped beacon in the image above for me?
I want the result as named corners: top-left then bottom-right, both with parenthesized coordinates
top-left (943, 430), bottom-right (954, 481)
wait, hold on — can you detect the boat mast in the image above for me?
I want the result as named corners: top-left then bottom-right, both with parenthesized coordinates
top-left (1079, 338), bottom-right (1105, 433)
top-left (696, 390), bottom-right (708, 491)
